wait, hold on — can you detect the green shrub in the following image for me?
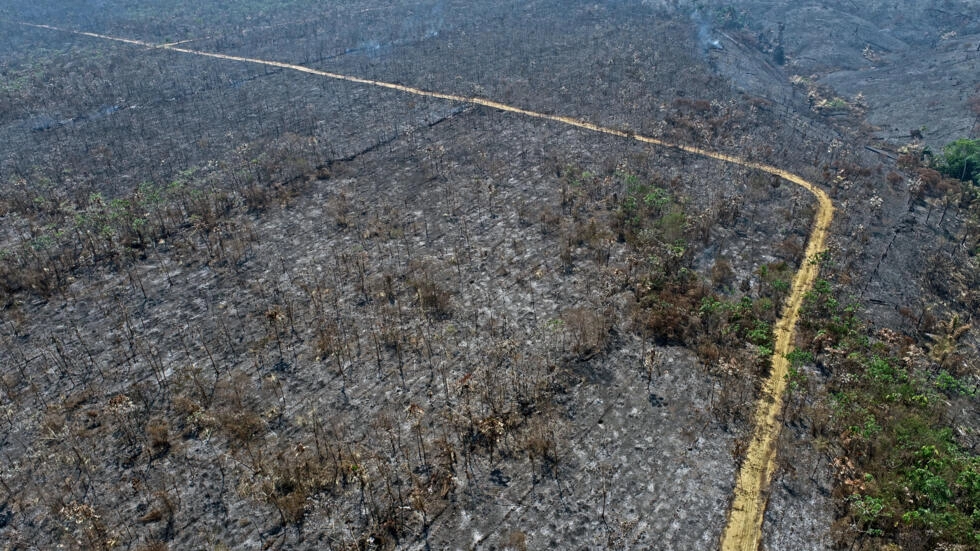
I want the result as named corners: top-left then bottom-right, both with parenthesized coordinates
top-left (940, 138), bottom-right (980, 184)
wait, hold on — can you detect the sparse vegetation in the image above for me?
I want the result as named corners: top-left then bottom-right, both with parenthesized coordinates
top-left (792, 279), bottom-right (980, 549)
top-left (2, 1), bottom-right (978, 549)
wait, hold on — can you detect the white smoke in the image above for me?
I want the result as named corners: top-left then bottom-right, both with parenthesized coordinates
top-left (691, 8), bottom-right (723, 51)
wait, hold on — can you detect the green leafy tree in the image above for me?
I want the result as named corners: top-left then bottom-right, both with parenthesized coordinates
top-left (940, 138), bottom-right (980, 184)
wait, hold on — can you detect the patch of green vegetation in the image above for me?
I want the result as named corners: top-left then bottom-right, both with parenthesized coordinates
top-left (617, 177), bottom-right (675, 239)
top-left (800, 285), bottom-right (980, 547)
top-left (0, 159), bottom-right (270, 303)
top-left (940, 138), bottom-right (980, 184)
top-left (695, 294), bottom-right (779, 357)
top-left (935, 370), bottom-right (977, 397)
top-left (786, 348), bottom-right (814, 367)
top-left (814, 97), bottom-right (851, 112)
top-left (757, 261), bottom-right (792, 303)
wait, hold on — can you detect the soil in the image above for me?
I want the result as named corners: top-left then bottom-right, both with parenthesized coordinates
top-left (707, 0), bottom-right (980, 147)
top-left (0, 1), bottom-right (978, 550)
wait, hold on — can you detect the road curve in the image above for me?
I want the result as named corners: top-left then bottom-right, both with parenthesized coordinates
top-left (718, 169), bottom-right (833, 551)
top-left (19, 22), bottom-right (835, 550)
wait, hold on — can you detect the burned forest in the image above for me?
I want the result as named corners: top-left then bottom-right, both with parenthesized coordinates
top-left (1, 1), bottom-right (979, 550)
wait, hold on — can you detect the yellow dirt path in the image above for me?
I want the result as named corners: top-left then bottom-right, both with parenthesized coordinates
top-left (21, 22), bottom-right (835, 550)
top-left (719, 170), bottom-right (833, 551)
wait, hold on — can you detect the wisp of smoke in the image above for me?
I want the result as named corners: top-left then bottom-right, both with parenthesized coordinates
top-left (330, 1), bottom-right (446, 62)
top-left (424, 1), bottom-right (445, 39)
top-left (691, 8), bottom-right (723, 51)
top-left (401, 0), bottom-right (445, 41)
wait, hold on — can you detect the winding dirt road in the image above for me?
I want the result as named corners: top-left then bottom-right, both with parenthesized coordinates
top-left (21, 22), bottom-right (835, 550)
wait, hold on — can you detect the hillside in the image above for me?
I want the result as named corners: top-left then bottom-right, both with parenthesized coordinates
top-left (0, 1), bottom-right (978, 550)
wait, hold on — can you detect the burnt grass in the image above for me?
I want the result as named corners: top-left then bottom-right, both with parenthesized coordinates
top-left (1, 1), bottom-right (979, 550)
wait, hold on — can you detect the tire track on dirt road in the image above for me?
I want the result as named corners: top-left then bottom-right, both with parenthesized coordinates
top-left (19, 21), bottom-right (835, 550)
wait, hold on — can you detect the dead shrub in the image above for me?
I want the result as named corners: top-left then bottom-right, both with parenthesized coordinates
top-left (212, 373), bottom-right (265, 442)
top-left (411, 278), bottom-right (453, 319)
top-left (538, 206), bottom-right (561, 235)
top-left (936, 177), bottom-right (961, 196)
top-left (327, 191), bottom-right (352, 228)
top-left (672, 97), bottom-right (712, 112)
top-left (747, 96), bottom-right (773, 110)
top-left (138, 508), bottom-right (164, 524)
top-left (465, 415), bottom-right (510, 459)
top-left (778, 235), bottom-right (805, 263)
top-left (886, 170), bottom-right (904, 186)
top-left (524, 419), bottom-right (559, 478)
top-left (218, 409), bottom-right (265, 443)
top-left (138, 491), bottom-right (176, 529)
top-left (260, 446), bottom-right (336, 525)
top-left (270, 488), bottom-right (307, 525)
top-left (916, 167), bottom-right (942, 192)
top-left (314, 321), bottom-right (342, 360)
top-left (969, 92), bottom-right (980, 116)
top-left (695, 340), bottom-right (721, 365)
top-left (41, 407), bottom-right (66, 435)
top-left (636, 293), bottom-right (698, 345)
top-left (172, 395), bottom-right (203, 432)
top-left (571, 217), bottom-right (600, 247)
top-left (897, 152), bottom-right (922, 170)
top-left (710, 258), bottom-right (735, 288)
top-left (146, 417), bottom-right (170, 452)
top-left (563, 307), bottom-right (612, 359)
top-left (242, 184), bottom-right (273, 213)
top-left (503, 531), bottom-right (528, 551)
top-left (833, 161), bottom-right (873, 179)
